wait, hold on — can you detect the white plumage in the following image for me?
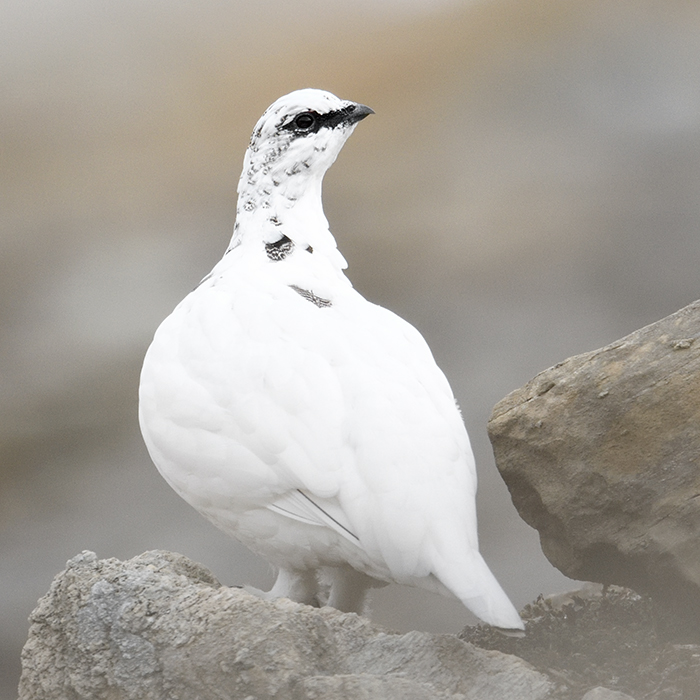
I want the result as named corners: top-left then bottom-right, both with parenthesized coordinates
top-left (139, 88), bottom-right (524, 631)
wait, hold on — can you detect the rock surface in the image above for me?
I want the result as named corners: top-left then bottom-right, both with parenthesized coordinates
top-left (488, 300), bottom-right (700, 626)
top-left (463, 583), bottom-right (700, 700)
top-left (580, 687), bottom-right (637, 700)
top-left (18, 550), bottom-right (553, 700)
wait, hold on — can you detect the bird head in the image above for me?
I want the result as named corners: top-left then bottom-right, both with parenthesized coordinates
top-left (230, 89), bottom-right (372, 261)
top-left (238, 89), bottom-right (373, 204)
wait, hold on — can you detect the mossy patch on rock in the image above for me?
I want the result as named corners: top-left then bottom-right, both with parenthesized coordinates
top-left (461, 585), bottom-right (700, 700)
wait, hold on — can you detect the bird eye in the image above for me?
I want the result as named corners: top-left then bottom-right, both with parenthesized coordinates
top-left (293, 113), bottom-right (316, 131)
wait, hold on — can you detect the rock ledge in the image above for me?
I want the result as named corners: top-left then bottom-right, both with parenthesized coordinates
top-left (19, 550), bottom-right (553, 700)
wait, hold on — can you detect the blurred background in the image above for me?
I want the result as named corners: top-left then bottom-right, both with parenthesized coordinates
top-left (3, 0), bottom-right (700, 694)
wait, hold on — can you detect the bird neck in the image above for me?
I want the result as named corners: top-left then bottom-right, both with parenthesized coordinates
top-left (229, 157), bottom-right (345, 269)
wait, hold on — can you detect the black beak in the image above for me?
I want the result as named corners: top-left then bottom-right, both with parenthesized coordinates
top-left (322, 103), bottom-right (374, 129)
top-left (348, 103), bottom-right (375, 124)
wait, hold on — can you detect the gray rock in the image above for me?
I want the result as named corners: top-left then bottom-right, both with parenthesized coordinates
top-left (19, 550), bottom-right (553, 700)
top-left (488, 300), bottom-right (700, 624)
top-left (580, 687), bottom-right (637, 700)
top-left (292, 674), bottom-right (461, 700)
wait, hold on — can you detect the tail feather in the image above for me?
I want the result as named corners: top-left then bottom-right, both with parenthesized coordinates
top-left (434, 552), bottom-right (524, 631)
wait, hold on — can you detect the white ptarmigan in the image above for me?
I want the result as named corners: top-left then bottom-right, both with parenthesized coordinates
top-left (139, 88), bottom-right (524, 631)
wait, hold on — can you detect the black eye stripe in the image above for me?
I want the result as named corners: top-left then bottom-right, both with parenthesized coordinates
top-left (281, 105), bottom-right (359, 135)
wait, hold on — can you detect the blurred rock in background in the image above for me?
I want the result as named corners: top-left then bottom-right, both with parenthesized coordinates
top-left (3, 0), bottom-right (700, 696)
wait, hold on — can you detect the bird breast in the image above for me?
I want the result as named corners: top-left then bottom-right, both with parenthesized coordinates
top-left (138, 259), bottom-right (477, 571)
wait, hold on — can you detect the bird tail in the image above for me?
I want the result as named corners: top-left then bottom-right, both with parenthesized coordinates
top-left (433, 551), bottom-right (525, 631)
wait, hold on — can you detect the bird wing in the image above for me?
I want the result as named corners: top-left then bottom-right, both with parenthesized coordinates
top-left (268, 489), bottom-right (360, 544)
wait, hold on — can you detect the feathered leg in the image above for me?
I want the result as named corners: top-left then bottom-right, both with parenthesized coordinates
top-left (326, 566), bottom-right (379, 613)
top-left (266, 567), bottom-right (320, 606)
